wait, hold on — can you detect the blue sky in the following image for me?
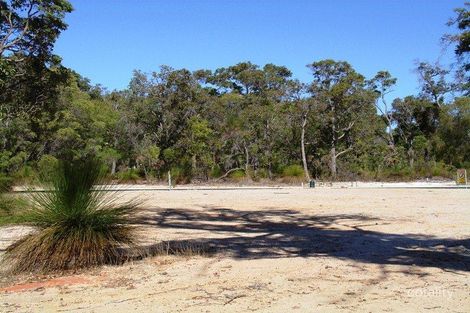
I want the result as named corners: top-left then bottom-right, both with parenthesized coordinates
top-left (54, 0), bottom-right (464, 100)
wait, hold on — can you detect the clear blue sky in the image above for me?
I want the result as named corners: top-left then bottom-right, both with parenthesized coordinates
top-left (54, 0), bottom-right (464, 100)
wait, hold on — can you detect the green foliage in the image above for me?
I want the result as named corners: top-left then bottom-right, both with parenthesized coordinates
top-left (170, 166), bottom-right (192, 184)
top-left (117, 169), bottom-right (141, 183)
top-left (137, 144), bottom-right (160, 179)
top-left (0, 194), bottom-right (30, 226)
top-left (209, 165), bottom-right (222, 178)
top-left (229, 169), bottom-right (246, 180)
top-left (0, 173), bottom-right (14, 192)
top-left (375, 166), bottom-right (414, 181)
top-left (430, 162), bottom-right (455, 179)
top-left (163, 148), bottom-right (176, 164)
top-left (2, 57), bottom-right (468, 183)
top-left (3, 159), bottom-right (139, 273)
top-left (255, 168), bottom-right (269, 179)
top-left (0, 173), bottom-right (19, 224)
top-left (13, 165), bottom-right (38, 184)
top-left (447, 3), bottom-right (469, 93)
top-left (282, 165), bottom-right (305, 178)
top-left (38, 155), bottom-right (59, 182)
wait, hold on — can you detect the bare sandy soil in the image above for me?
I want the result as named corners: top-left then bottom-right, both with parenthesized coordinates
top-left (0, 187), bottom-right (469, 312)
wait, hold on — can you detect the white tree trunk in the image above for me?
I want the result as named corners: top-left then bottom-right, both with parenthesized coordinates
top-left (300, 116), bottom-right (311, 181)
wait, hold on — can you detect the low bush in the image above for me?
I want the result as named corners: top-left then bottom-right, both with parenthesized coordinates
top-left (209, 165), bottom-right (222, 179)
top-left (379, 166), bottom-right (415, 181)
top-left (0, 174), bottom-right (14, 191)
top-left (12, 165), bottom-right (38, 184)
top-left (430, 162), bottom-right (455, 179)
top-left (170, 166), bottom-right (191, 184)
top-left (37, 155), bottom-right (59, 182)
top-left (282, 164), bottom-right (304, 178)
top-left (255, 168), bottom-right (269, 179)
top-left (117, 168), bottom-right (141, 183)
top-left (229, 169), bottom-right (246, 180)
top-left (0, 194), bottom-right (29, 226)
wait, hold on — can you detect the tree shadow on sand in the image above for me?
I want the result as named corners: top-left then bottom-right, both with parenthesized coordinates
top-left (135, 207), bottom-right (470, 272)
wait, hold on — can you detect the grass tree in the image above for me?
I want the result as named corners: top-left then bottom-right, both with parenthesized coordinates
top-left (3, 159), bottom-right (139, 273)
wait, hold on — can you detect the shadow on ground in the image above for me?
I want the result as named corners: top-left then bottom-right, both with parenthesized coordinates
top-left (135, 207), bottom-right (470, 272)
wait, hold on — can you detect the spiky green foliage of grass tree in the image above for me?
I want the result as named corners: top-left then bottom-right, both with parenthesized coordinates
top-left (3, 159), bottom-right (139, 273)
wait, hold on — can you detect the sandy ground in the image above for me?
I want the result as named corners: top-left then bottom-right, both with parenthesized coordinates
top-left (0, 187), bottom-right (469, 312)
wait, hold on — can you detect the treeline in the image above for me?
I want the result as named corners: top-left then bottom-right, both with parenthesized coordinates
top-left (1, 1), bottom-right (469, 184)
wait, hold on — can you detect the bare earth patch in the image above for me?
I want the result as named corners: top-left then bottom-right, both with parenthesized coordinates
top-left (0, 187), bottom-right (469, 312)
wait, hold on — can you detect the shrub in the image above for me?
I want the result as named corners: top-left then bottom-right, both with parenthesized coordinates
top-left (37, 154), bottom-right (59, 182)
top-left (0, 173), bottom-right (14, 192)
top-left (0, 175), bottom-right (18, 223)
top-left (117, 168), bottom-right (141, 183)
top-left (3, 159), bottom-right (139, 273)
top-left (0, 194), bottom-right (29, 226)
top-left (209, 165), bottom-right (222, 178)
top-left (380, 166), bottom-right (414, 181)
top-left (0, 192), bottom-right (13, 216)
top-left (170, 166), bottom-right (190, 184)
top-left (229, 169), bottom-right (246, 180)
top-left (430, 162), bottom-right (455, 179)
top-left (163, 148), bottom-right (176, 163)
top-left (13, 165), bottom-right (38, 184)
top-left (282, 164), bottom-right (304, 178)
top-left (255, 168), bottom-right (269, 179)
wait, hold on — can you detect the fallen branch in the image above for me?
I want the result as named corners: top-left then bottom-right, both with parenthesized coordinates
top-left (215, 168), bottom-right (244, 181)
top-left (224, 294), bottom-right (246, 305)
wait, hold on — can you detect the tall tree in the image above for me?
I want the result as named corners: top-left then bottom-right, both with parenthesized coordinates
top-left (0, 0), bottom-right (72, 174)
top-left (445, 2), bottom-right (470, 93)
top-left (415, 62), bottom-right (452, 108)
top-left (307, 60), bottom-right (372, 179)
top-left (368, 71), bottom-right (397, 150)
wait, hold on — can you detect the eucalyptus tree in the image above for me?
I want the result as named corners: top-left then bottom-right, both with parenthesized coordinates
top-left (368, 71), bottom-right (397, 150)
top-left (0, 0), bottom-right (72, 174)
top-left (206, 62), bottom-right (293, 177)
top-left (445, 2), bottom-right (470, 93)
top-left (415, 62), bottom-right (452, 108)
top-left (391, 96), bottom-right (439, 168)
top-left (284, 79), bottom-right (312, 180)
top-left (435, 97), bottom-right (470, 167)
top-left (307, 60), bottom-right (373, 179)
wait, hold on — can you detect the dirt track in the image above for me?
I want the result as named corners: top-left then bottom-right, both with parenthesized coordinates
top-left (1, 187), bottom-right (469, 312)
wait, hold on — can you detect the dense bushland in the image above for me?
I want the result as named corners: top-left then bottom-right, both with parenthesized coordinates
top-left (1, 1), bottom-right (469, 184)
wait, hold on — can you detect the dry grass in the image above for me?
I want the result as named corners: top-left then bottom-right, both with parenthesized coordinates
top-left (135, 240), bottom-right (214, 259)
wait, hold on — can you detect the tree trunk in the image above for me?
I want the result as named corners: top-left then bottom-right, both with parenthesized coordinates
top-left (192, 154), bottom-right (197, 174)
top-left (300, 116), bottom-right (310, 181)
top-left (387, 129), bottom-right (395, 151)
top-left (330, 146), bottom-right (337, 180)
top-left (408, 146), bottom-right (414, 169)
top-left (216, 167), bottom-right (243, 181)
top-left (111, 159), bottom-right (116, 175)
top-left (244, 144), bottom-right (251, 179)
top-left (330, 101), bottom-right (337, 180)
top-left (143, 165), bottom-right (148, 181)
top-left (381, 100), bottom-right (395, 150)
